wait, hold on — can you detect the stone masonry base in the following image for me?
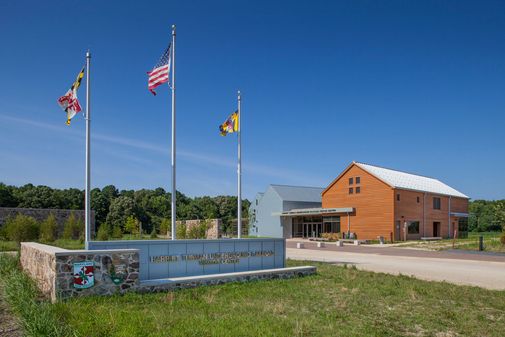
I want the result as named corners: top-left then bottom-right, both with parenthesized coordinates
top-left (138, 266), bottom-right (317, 293)
top-left (20, 242), bottom-right (316, 302)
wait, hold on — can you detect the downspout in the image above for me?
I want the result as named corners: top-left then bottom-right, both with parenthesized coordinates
top-left (423, 192), bottom-right (426, 237)
top-left (448, 196), bottom-right (452, 239)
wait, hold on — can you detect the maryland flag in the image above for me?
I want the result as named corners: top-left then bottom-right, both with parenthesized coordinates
top-left (57, 67), bottom-right (84, 125)
top-left (219, 110), bottom-right (239, 136)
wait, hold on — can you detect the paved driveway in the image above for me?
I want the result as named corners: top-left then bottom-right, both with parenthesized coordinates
top-left (287, 243), bottom-right (505, 290)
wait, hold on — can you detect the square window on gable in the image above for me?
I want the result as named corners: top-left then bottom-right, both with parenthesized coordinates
top-left (349, 187), bottom-right (354, 194)
top-left (397, 194), bottom-right (400, 201)
top-left (349, 177), bottom-right (354, 185)
top-left (417, 196), bottom-right (420, 203)
top-left (356, 186), bottom-right (361, 194)
top-left (356, 177), bottom-right (361, 184)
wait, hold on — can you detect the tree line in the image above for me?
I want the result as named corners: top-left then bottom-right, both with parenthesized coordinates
top-left (1, 182), bottom-right (503, 234)
top-left (0, 183), bottom-right (251, 235)
top-left (468, 199), bottom-right (505, 232)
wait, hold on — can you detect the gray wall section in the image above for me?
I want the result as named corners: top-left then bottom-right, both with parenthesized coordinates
top-left (282, 217), bottom-right (292, 238)
top-left (88, 238), bottom-right (285, 281)
top-left (254, 186), bottom-right (283, 238)
top-left (253, 188), bottom-right (323, 239)
top-left (283, 201), bottom-right (322, 211)
top-left (281, 202), bottom-right (321, 239)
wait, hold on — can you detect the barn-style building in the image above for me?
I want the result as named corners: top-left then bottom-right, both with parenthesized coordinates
top-left (250, 162), bottom-right (469, 241)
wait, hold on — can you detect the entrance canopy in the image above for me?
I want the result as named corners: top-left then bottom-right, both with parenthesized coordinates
top-left (450, 212), bottom-right (469, 217)
top-left (275, 207), bottom-right (354, 238)
top-left (275, 207), bottom-right (354, 217)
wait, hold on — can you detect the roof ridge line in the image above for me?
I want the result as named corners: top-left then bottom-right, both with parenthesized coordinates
top-left (269, 184), bottom-right (324, 189)
top-left (355, 162), bottom-right (439, 180)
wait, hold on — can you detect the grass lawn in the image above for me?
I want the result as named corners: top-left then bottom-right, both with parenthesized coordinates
top-left (394, 232), bottom-right (505, 253)
top-left (49, 262), bottom-right (505, 337)
top-left (0, 239), bottom-right (85, 252)
top-left (0, 235), bottom-right (171, 252)
top-left (1, 254), bottom-right (503, 337)
top-left (0, 240), bottom-right (18, 252)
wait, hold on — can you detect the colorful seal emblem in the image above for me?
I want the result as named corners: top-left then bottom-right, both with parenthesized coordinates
top-left (73, 261), bottom-right (94, 289)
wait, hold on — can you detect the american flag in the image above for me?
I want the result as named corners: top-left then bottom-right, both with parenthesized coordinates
top-left (147, 43), bottom-right (171, 95)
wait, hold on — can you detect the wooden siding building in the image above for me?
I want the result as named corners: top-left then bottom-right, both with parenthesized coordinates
top-left (259, 162), bottom-right (470, 241)
top-left (321, 162), bottom-right (469, 241)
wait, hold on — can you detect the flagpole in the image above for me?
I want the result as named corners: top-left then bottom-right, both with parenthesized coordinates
top-left (237, 90), bottom-right (242, 239)
top-left (84, 50), bottom-right (91, 249)
top-left (171, 25), bottom-right (177, 240)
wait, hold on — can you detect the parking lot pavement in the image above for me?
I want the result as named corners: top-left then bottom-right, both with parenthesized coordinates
top-left (287, 246), bottom-right (505, 290)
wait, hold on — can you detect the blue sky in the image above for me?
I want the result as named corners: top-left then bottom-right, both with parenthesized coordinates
top-left (1, 0), bottom-right (504, 200)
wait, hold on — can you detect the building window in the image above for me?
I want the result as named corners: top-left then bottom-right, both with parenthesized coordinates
top-left (356, 177), bottom-right (361, 184)
top-left (408, 221), bottom-right (420, 234)
top-left (433, 197), bottom-right (441, 210)
top-left (349, 177), bottom-right (354, 185)
top-left (396, 194), bottom-right (400, 201)
top-left (349, 187), bottom-right (354, 194)
top-left (417, 196), bottom-right (420, 203)
top-left (356, 186), bottom-right (361, 194)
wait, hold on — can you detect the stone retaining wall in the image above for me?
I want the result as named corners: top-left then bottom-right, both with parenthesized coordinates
top-left (20, 243), bottom-right (62, 301)
top-left (20, 242), bottom-right (315, 302)
top-left (176, 219), bottom-right (221, 239)
top-left (0, 207), bottom-right (95, 236)
top-left (138, 266), bottom-right (316, 293)
top-left (20, 242), bottom-right (139, 302)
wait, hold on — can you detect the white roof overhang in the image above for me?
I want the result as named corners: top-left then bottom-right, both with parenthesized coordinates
top-left (274, 207), bottom-right (354, 217)
top-left (450, 212), bottom-right (469, 217)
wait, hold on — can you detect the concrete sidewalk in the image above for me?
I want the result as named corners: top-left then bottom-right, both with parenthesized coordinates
top-left (287, 247), bottom-right (505, 290)
top-left (286, 239), bottom-right (505, 262)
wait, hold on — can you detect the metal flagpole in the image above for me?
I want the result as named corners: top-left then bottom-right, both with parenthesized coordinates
top-left (84, 50), bottom-right (91, 249)
top-left (237, 91), bottom-right (242, 239)
top-left (171, 25), bottom-right (177, 240)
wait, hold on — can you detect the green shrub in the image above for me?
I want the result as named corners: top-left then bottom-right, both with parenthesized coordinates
top-left (62, 213), bottom-right (83, 240)
top-left (150, 227), bottom-right (158, 239)
top-left (176, 221), bottom-right (187, 239)
top-left (187, 220), bottom-right (210, 239)
top-left (0, 225), bottom-right (7, 240)
top-left (39, 213), bottom-right (57, 242)
top-left (4, 214), bottom-right (39, 243)
top-left (159, 218), bottom-right (170, 236)
top-left (96, 223), bottom-right (110, 241)
top-left (111, 225), bottom-right (123, 239)
top-left (77, 218), bottom-right (85, 241)
top-left (124, 215), bottom-right (140, 236)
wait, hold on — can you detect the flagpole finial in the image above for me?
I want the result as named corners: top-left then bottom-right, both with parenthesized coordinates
top-left (172, 24), bottom-right (176, 34)
top-left (86, 50), bottom-right (91, 58)
top-left (238, 90), bottom-right (241, 98)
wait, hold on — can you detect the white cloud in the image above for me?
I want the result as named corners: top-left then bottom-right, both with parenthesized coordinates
top-left (0, 113), bottom-right (315, 182)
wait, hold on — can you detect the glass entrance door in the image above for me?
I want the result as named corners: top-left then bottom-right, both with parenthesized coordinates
top-left (292, 216), bottom-right (326, 238)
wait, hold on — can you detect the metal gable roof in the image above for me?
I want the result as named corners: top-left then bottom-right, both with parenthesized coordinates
top-left (355, 162), bottom-right (469, 198)
top-left (269, 184), bottom-right (324, 202)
